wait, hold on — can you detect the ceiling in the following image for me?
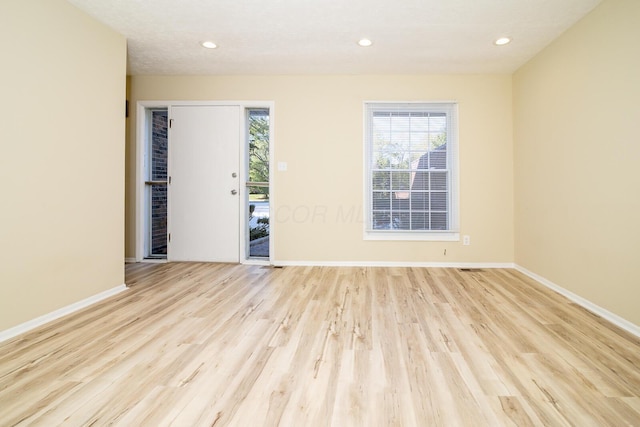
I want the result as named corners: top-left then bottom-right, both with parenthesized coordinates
top-left (66, 0), bottom-right (601, 75)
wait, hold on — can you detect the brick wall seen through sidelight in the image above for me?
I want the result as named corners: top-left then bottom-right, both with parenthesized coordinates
top-left (150, 110), bottom-right (168, 255)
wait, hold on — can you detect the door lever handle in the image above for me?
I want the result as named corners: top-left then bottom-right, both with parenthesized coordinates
top-left (230, 189), bottom-right (238, 195)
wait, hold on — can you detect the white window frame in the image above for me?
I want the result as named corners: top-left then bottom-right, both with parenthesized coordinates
top-left (363, 101), bottom-right (460, 241)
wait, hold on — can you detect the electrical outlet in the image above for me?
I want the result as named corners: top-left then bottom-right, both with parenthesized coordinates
top-left (463, 235), bottom-right (471, 246)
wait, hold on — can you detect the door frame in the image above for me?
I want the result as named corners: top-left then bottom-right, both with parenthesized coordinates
top-left (135, 100), bottom-right (275, 264)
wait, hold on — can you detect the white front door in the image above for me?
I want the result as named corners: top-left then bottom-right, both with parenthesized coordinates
top-left (169, 105), bottom-right (241, 262)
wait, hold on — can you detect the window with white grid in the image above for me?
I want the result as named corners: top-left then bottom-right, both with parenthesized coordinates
top-left (364, 102), bottom-right (459, 241)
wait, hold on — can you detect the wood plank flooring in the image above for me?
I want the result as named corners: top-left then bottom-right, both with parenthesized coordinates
top-left (1, 263), bottom-right (639, 426)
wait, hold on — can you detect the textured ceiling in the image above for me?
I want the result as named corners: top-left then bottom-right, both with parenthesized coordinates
top-left (66, 0), bottom-right (601, 75)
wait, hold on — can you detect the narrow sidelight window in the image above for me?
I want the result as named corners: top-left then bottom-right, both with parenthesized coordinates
top-left (246, 109), bottom-right (270, 258)
top-left (145, 108), bottom-right (169, 258)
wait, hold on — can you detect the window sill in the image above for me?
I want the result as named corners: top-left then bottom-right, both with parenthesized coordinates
top-left (364, 230), bottom-right (460, 242)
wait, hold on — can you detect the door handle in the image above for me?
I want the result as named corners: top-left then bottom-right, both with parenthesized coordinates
top-left (231, 189), bottom-right (238, 195)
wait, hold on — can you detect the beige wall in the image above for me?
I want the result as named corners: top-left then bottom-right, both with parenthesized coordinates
top-left (514, 0), bottom-right (640, 325)
top-left (127, 75), bottom-right (514, 264)
top-left (0, 0), bottom-right (126, 330)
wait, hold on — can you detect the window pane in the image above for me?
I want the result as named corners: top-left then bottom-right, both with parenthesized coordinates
top-left (431, 212), bottom-right (448, 230)
top-left (248, 109), bottom-right (270, 259)
top-left (375, 143), bottom-right (409, 169)
top-left (430, 172), bottom-right (447, 190)
top-left (430, 192), bottom-right (447, 211)
top-left (248, 186), bottom-right (270, 258)
top-left (429, 132), bottom-right (447, 151)
top-left (429, 114), bottom-right (447, 133)
top-left (409, 151), bottom-right (424, 166)
top-left (429, 148), bottom-right (447, 169)
top-left (373, 192), bottom-right (391, 210)
top-left (248, 110), bottom-right (269, 185)
top-left (410, 191), bottom-right (429, 210)
top-left (392, 212), bottom-right (410, 230)
top-left (373, 211), bottom-right (392, 229)
top-left (150, 184), bottom-right (167, 255)
top-left (411, 212), bottom-right (428, 230)
top-left (410, 132), bottom-right (429, 151)
top-left (411, 115), bottom-right (430, 132)
top-left (147, 109), bottom-right (168, 259)
top-left (373, 116), bottom-right (391, 137)
top-left (372, 171), bottom-right (390, 190)
top-left (414, 152), bottom-right (429, 170)
top-left (391, 150), bottom-right (411, 169)
top-left (392, 194), bottom-right (410, 210)
top-left (391, 171), bottom-right (410, 190)
top-left (373, 153), bottom-right (391, 169)
top-left (393, 115), bottom-right (411, 133)
top-left (393, 132), bottom-right (411, 149)
top-left (151, 110), bottom-right (168, 181)
top-left (412, 171), bottom-right (429, 191)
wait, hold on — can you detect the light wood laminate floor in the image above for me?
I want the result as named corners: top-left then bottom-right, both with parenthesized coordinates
top-left (1, 263), bottom-right (639, 426)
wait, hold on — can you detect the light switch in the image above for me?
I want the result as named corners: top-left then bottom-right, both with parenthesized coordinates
top-left (278, 161), bottom-right (288, 171)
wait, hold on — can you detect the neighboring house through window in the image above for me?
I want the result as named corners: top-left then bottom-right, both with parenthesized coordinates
top-left (364, 102), bottom-right (459, 241)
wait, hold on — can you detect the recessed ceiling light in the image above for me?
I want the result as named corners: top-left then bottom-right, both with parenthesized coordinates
top-left (201, 41), bottom-right (218, 49)
top-left (494, 37), bottom-right (511, 46)
top-left (358, 38), bottom-right (373, 47)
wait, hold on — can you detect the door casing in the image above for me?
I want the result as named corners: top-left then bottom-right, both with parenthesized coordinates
top-left (135, 101), bottom-right (275, 264)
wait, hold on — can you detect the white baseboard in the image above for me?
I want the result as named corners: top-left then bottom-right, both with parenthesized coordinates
top-left (515, 265), bottom-right (640, 338)
top-left (272, 260), bottom-right (515, 268)
top-left (125, 258), bottom-right (168, 264)
top-left (242, 258), bottom-right (271, 266)
top-left (0, 284), bottom-right (128, 344)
